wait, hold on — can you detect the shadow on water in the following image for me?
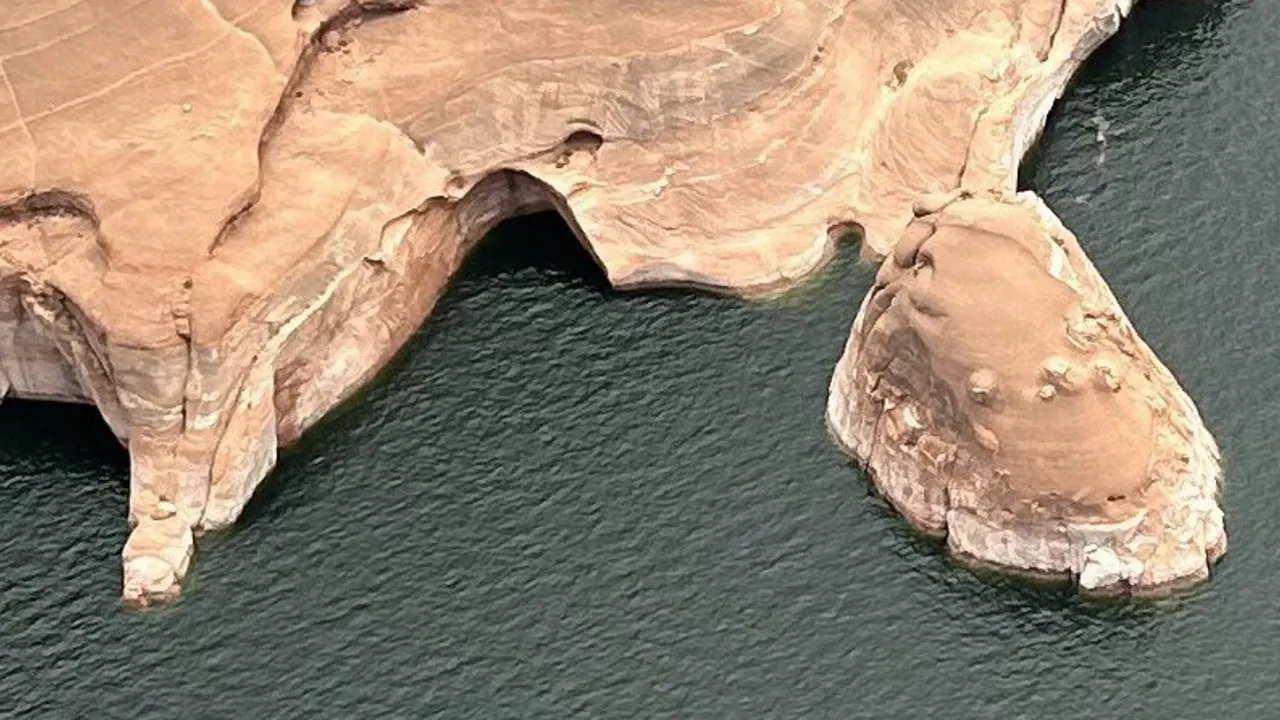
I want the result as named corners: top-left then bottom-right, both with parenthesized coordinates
top-left (0, 400), bottom-right (128, 623)
top-left (462, 211), bottom-right (615, 294)
top-left (0, 399), bottom-right (126, 482)
top-left (1083, 0), bottom-right (1236, 79)
top-left (239, 210), bottom-right (645, 526)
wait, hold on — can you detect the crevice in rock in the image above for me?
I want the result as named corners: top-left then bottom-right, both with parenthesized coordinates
top-left (1045, 0), bottom-right (1071, 61)
top-left (956, 103), bottom-right (992, 190)
top-left (207, 0), bottom-right (424, 258)
top-left (0, 189), bottom-right (99, 226)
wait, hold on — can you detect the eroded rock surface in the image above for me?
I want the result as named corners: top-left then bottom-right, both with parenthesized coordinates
top-left (826, 193), bottom-right (1226, 593)
top-left (0, 0), bottom-right (1219, 604)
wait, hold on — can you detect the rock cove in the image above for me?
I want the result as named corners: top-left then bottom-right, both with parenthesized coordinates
top-left (0, 0), bottom-right (1222, 604)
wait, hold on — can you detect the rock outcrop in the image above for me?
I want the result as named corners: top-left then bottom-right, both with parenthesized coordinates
top-left (0, 0), bottom-right (1222, 604)
top-left (826, 193), bottom-right (1226, 593)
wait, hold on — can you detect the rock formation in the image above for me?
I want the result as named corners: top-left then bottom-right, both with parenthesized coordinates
top-left (826, 193), bottom-right (1226, 593)
top-left (0, 0), bottom-right (1223, 605)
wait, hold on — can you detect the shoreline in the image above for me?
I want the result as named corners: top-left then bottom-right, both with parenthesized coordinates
top-left (0, 0), bottom-right (1223, 605)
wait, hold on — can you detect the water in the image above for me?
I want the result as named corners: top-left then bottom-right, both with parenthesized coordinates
top-left (2, 1), bottom-right (1277, 716)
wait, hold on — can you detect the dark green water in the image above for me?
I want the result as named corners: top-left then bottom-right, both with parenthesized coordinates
top-left (3, 2), bottom-right (1276, 716)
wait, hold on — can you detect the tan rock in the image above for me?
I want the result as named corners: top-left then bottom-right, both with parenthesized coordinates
top-left (967, 368), bottom-right (999, 405)
top-left (1094, 355), bottom-right (1126, 392)
top-left (972, 423), bottom-right (1000, 454)
top-left (0, 0), bottom-right (1218, 604)
top-left (121, 516), bottom-right (193, 608)
top-left (826, 194), bottom-right (1225, 594)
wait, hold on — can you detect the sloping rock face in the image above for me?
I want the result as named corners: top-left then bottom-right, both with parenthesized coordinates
top-left (826, 194), bottom-right (1226, 593)
top-left (0, 0), bottom-right (1221, 604)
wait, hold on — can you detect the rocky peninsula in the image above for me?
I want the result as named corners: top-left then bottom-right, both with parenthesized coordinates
top-left (826, 193), bottom-right (1226, 593)
top-left (0, 0), bottom-right (1223, 605)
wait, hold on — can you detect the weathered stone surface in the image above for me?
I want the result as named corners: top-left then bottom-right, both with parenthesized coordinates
top-left (0, 0), bottom-right (1220, 604)
top-left (826, 193), bottom-right (1226, 594)
top-left (121, 514), bottom-right (194, 607)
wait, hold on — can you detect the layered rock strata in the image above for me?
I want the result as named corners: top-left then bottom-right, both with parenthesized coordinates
top-left (0, 0), bottom-right (1222, 604)
top-left (826, 193), bottom-right (1226, 593)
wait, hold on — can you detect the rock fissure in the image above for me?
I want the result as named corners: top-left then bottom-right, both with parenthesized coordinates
top-left (1046, 0), bottom-right (1072, 60)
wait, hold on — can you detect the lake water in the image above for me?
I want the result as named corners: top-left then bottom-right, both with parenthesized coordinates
top-left (2, 1), bottom-right (1276, 716)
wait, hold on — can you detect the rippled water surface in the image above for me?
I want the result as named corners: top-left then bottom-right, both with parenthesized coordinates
top-left (3, 2), bottom-right (1277, 716)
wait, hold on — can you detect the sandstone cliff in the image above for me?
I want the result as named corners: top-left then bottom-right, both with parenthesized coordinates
top-left (0, 0), bottom-right (1222, 604)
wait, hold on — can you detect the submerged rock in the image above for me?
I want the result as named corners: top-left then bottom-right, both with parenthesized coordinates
top-left (826, 194), bottom-right (1226, 594)
top-left (0, 0), bottom-right (1217, 604)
